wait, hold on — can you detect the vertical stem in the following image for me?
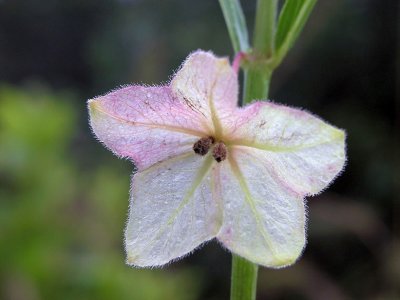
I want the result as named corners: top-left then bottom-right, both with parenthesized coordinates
top-left (222, 0), bottom-right (318, 299)
top-left (253, 0), bottom-right (278, 57)
top-left (242, 0), bottom-right (277, 105)
top-left (243, 68), bottom-right (272, 104)
top-left (231, 2), bottom-right (276, 300)
top-left (221, 1), bottom-right (277, 299)
top-left (230, 254), bottom-right (259, 300)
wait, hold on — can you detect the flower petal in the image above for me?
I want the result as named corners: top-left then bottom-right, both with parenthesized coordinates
top-left (216, 147), bottom-right (306, 268)
top-left (171, 50), bottom-right (238, 137)
top-left (89, 86), bottom-right (211, 170)
top-left (225, 101), bottom-right (346, 195)
top-left (125, 153), bottom-right (221, 267)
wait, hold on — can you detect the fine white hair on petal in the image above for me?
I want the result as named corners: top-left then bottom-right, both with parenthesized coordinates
top-left (168, 49), bottom-right (221, 83)
top-left (88, 84), bottom-right (213, 170)
top-left (222, 100), bottom-right (346, 197)
top-left (170, 49), bottom-right (239, 131)
top-left (124, 153), bottom-right (221, 267)
top-left (88, 50), bottom-right (347, 268)
top-left (216, 147), bottom-right (306, 268)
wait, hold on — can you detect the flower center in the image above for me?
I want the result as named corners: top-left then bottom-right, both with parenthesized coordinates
top-left (193, 137), bottom-right (227, 163)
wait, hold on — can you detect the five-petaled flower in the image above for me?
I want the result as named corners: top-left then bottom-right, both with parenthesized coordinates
top-left (88, 50), bottom-right (346, 268)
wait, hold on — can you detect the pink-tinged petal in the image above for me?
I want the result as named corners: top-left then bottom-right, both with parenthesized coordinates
top-left (224, 101), bottom-right (346, 195)
top-left (125, 153), bottom-right (221, 267)
top-left (216, 147), bottom-right (306, 268)
top-left (89, 85), bottom-right (212, 170)
top-left (171, 50), bottom-right (238, 137)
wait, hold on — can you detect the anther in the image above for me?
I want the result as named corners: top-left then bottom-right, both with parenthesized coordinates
top-left (212, 142), bottom-right (227, 162)
top-left (193, 136), bottom-right (215, 156)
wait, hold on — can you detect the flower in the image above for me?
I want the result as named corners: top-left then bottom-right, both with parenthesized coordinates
top-left (88, 50), bottom-right (346, 268)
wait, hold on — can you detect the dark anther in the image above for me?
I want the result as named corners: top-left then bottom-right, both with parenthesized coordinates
top-left (212, 142), bottom-right (227, 163)
top-left (193, 136), bottom-right (215, 156)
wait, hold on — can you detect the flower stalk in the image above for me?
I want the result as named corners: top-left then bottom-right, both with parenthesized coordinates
top-left (230, 254), bottom-right (259, 300)
top-left (220, 0), bottom-right (319, 299)
top-left (229, 0), bottom-right (277, 299)
top-left (243, 0), bottom-right (277, 105)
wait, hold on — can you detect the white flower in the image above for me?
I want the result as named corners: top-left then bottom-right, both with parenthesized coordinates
top-left (88, 50), bottom-right (346, 268)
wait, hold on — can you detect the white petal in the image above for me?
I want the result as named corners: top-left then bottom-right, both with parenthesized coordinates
top-left (125, 153), bottom-right (221, 267)
top-left (89, 86), bottom-right (210, 170)
top-left (216, 147), bottom-right (306, 268)
top-left (225, 101), bottom-right (346, 195)
top-left (171, 50), bottom-right (238, 137)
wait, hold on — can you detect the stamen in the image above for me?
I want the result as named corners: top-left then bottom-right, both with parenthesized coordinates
top-left (212, 142), bottom-right (227, 162)
top-left (193, 136), bottom-right (215, 156)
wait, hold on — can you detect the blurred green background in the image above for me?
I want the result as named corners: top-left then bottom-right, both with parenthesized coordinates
top-left (0, 0), bottom-right (398, 299)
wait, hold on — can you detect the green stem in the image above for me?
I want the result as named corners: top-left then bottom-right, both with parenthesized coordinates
top-left (221, 1), bottom-right (317, 299)
top-left (243, 68), bottom-right (272, 104)
top-left (220, 1), bottom-right (277, 300)
top-left (230, 254), bottom-right (259, 300)
top-left (230, 1), bottom-right (276, 300)
top-left (253, 0), bottom-right (278, 57)
top-left (242, 0), bottom-right (276, 105)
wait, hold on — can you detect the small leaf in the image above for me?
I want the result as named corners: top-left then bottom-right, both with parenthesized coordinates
top-left (275, 0), bottom-right (303, 50)
top-left (219, 0), bottom-right (250, 53)
top-left (273, 0), bottom-right (317, 67)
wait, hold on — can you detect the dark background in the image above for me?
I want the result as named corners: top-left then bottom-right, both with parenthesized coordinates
top-left (0, 0), bottom-right (398, 299)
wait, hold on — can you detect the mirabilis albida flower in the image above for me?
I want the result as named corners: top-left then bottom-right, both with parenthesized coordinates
top-left (88, 50), bottom-right (346, 268)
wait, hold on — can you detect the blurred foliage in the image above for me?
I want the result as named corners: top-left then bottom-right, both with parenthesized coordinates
top-left (0, 0), bottom-right (398, 299)
top-left (0, 85), bottom-right (201, 300)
